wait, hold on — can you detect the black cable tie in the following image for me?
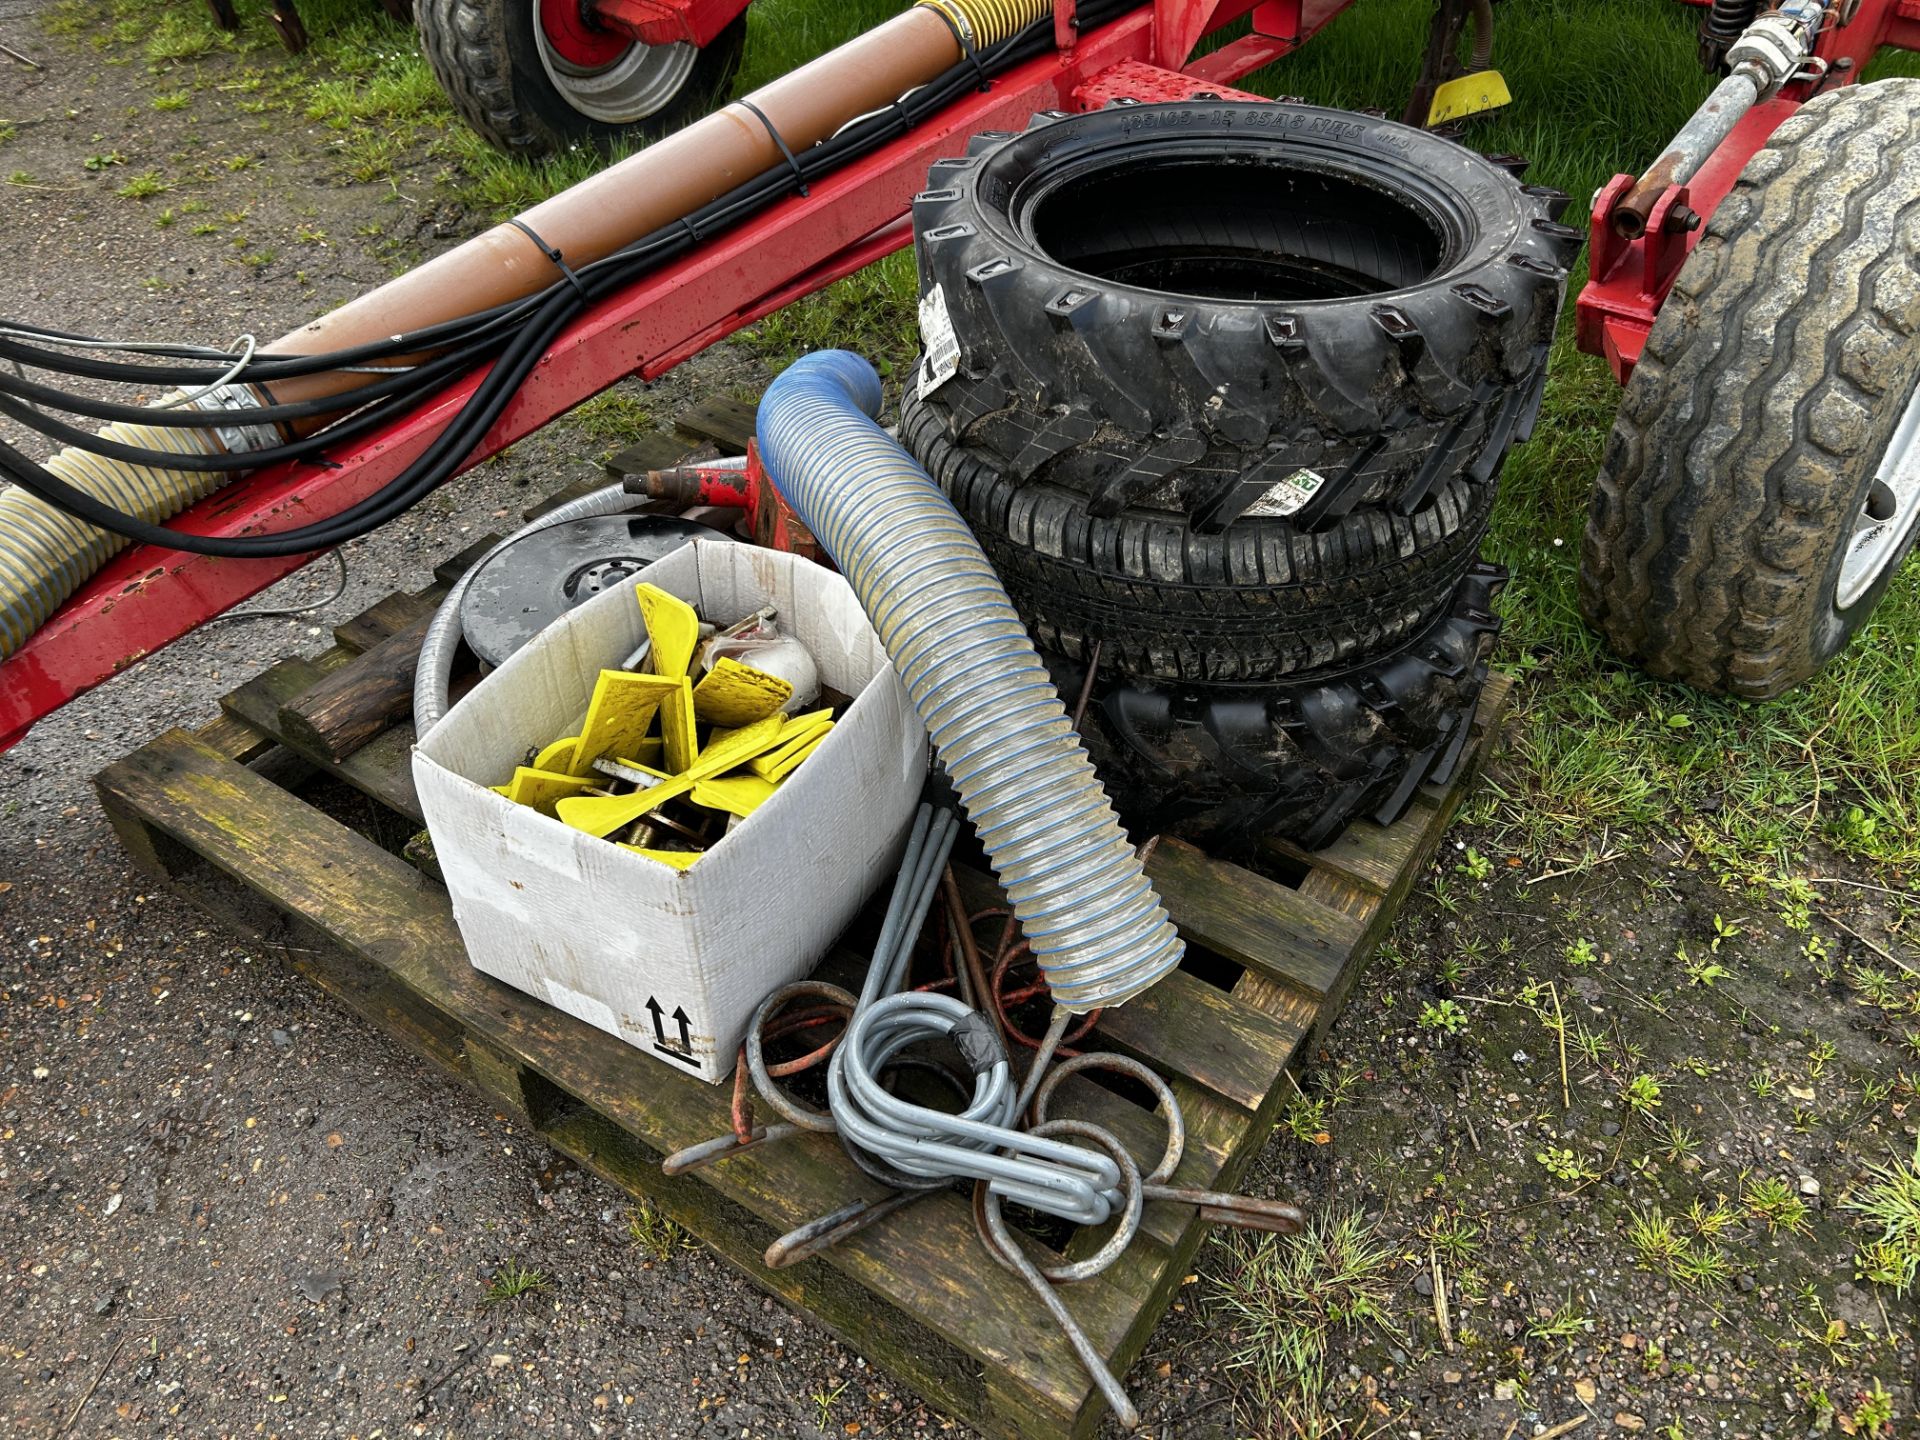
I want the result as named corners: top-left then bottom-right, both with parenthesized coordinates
top-left (923, 4), bottom-right (991, 91)
top-left (738, 99), bottom-right (810, 198)
top-left (505, 218), bottom-right (587, 301)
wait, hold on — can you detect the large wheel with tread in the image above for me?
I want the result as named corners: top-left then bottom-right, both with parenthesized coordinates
top-left (1054, 564), bottom-right (1507, 856)
top-left (1580, 79), bottom-right (1920, 700)
top-left (910, 102), bottom-right (1578, 530)
top-left (417, 0), bottom-right (746, 158)
top-left (903, 384), bottom-right (1500, 682)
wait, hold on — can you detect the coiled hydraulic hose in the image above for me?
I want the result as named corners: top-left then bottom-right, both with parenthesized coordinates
top-left (755, 352), bottom-right (1182, 1014)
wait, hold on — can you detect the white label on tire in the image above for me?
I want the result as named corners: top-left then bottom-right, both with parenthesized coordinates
top-left (1244, 468), bottom-right (1327, 518)
top-left (918, 284), bottom-right (961, 399)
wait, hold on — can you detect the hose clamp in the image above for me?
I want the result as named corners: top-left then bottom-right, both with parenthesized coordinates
top-left (1727, 14), bottom-right (1809, 94)
top-left (189, 383), bottom-right (281, 455)
top-left (915, 0), bottom-right (974, 48)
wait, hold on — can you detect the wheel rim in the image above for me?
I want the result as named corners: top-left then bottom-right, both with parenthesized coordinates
top-left (533, 0), bottom-right (700, 127)
top-left (1837, 377), bottom-right (1920, 609)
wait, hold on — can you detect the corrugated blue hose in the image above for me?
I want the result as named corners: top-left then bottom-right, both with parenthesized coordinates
top-left (756, 351), bottom-right (1183, 1013)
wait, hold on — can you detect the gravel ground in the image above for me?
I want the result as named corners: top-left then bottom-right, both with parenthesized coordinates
top-left (4, 8), bottom-right (1918, 1440)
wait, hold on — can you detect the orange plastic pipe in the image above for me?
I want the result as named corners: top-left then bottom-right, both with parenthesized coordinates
top-left (266, 6), bottom-right (964, 410)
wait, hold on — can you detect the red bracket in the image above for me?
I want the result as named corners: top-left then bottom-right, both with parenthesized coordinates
top-left (1576, 174), bottom-right (1697, 383)
top-left (587, 0), bottom-right (747, 50)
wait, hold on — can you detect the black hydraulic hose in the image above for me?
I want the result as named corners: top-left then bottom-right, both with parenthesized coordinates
top-left (0, 339), bottom-right (503, 433)
top-left (0, 0), bottom-right (1135, 558)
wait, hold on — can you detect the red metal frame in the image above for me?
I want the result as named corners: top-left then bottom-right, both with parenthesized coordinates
top-left (1575, 0), bottom-right (1920, 383)
top-left (0, 0), bottom-right (1362, 751)
top-left (590, 0), bottom-right (750, 51)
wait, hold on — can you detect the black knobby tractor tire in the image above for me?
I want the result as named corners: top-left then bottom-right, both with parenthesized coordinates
top-left (903, 384), bottom-right (1499, 682)
top-left (417, 0), bottom-right (746, 158)
top-left (1054, 564), bottom-right (1507, 857)
top-left (1580, 79), bottom-right (1920, 699)
top-left (910, 103), bottom-right (1579, 530)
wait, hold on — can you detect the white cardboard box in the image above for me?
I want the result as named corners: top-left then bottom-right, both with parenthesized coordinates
top-left (412, 540), bottom-right (927, 1083)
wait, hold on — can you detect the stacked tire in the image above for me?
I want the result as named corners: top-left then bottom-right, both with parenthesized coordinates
top-left (902, 102), bottom-right (1581, 854)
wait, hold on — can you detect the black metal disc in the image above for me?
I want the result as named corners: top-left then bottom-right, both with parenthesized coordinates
top-left (458, 514), bottom-right (724, 667)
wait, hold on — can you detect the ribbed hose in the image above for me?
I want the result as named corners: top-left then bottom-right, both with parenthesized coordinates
top-left (913, 0), bottom-right (1048, 48)
top-left (412, 482), bottom-right (653, 736)
top-left (0, 412), bottom-right (241, 657)
top-left (756, 352), bottom-right (1182, 1014)
top-left (1468, 0), bottom-right (1494, 73)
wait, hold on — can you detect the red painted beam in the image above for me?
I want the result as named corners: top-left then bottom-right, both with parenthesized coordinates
top-left (0, 9), bottom-right (1187, 750)
top-left (588, 0), bottom-right (747, 49)
top-left (0, 2), bottom-right (1334, 749)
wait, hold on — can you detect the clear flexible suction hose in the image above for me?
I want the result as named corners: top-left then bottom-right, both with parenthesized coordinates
top-left (755, 352), bottom-right (1182, 1013)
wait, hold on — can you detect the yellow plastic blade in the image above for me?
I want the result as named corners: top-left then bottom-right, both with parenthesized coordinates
top-left (692, 656), bottom-right (794, 728)
top-left (554, 771), bottom-right (698, 839)
top-left (635, 583), bottom-right (700, 682)
top-left (748, 721), bottom-right (833, 781)
top-left (658, 678), bottom-right (698, 775)
top-left (1426, 69), bottom-right (1511, 127)
top-left (689, 774), bottom-right (779, 819)
top-left (573, 671), bottom-right (686, 773)
top-left (534, 734), bottom-right (587, 777)
top-left (690, 712), bottom-right (789, 780)
top-left (504, 765), bottom-right (594, 817)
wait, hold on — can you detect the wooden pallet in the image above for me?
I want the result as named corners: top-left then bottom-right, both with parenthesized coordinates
top-left (93, 481), bottom-right (1511, 1440)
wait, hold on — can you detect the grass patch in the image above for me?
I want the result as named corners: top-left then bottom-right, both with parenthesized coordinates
top-left (625, 1200), bottom-right (691, 1261)
top-left (1209, 1208), bottom-right (1400, 1434)
top-left (1846, 1138), bottom-right (1920, 1294)
top-left (567, 385), bottom-right (656, 446)
top-left (481, 1257), bottom-right (549, 1304)
top-left (115, 169), bottom-right (169, 199)
top-left (145, 7), bottom-right (234, 64)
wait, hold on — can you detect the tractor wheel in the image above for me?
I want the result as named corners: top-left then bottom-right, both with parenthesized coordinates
top-left (417, 0), bottom-right (746, 158)
top-left (1580, 79), bottom-right (1920, 699)
top-left (1053, 564), bottom-right (1507, 857)
top-left (903, 383), bottom-right (1500, 683)
top-left (909, 103), bottom-right (1579, 530)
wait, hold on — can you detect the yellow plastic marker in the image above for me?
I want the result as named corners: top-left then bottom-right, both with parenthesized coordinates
top-left (690, 774), bottom-right (779, 819)
top-left (555, 771), bottom-right (699, 838)
top-left (1427, 69), bottom-right (1511, 127)
top-left (658, 678), bottom-right (698, 775)
top-left (534, 734), bottom-right (586, 777)
top-left (626, 736), bottom-right (664, 769)
top-left (635, 583), bottom-right (700, 681)
top-left (690, 712), bottom-right (789, 779)
top-left (574, 671), bottom-right (687, 773)
top-left (691, 657), bottom-right (794, 728)
top-left (749, 720), bottom-right (833, 782)
top-left (618, 846), bottom-right (703, 871)
top-left (504, 766), bottom-right (594, 817)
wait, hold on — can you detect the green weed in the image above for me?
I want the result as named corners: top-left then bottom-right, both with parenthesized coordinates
top-left (115, 169), bottom-right (169, 199)
top-left (1845, 1139), bottom-right (1920, 1294)
top-left (1210, 1209), bottom-right (1400, 1433)
top-left (481, 1257), bottom-right (549, 1304)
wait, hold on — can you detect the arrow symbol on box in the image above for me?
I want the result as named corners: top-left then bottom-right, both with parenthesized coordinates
top-left (645, 997), bottom-right (697, 1068)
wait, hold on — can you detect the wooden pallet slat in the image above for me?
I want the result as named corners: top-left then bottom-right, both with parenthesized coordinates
top-left (94, 510), bottom-right (1514, 1440)
top-left (1144, 836), bottom-right (1361, 999)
